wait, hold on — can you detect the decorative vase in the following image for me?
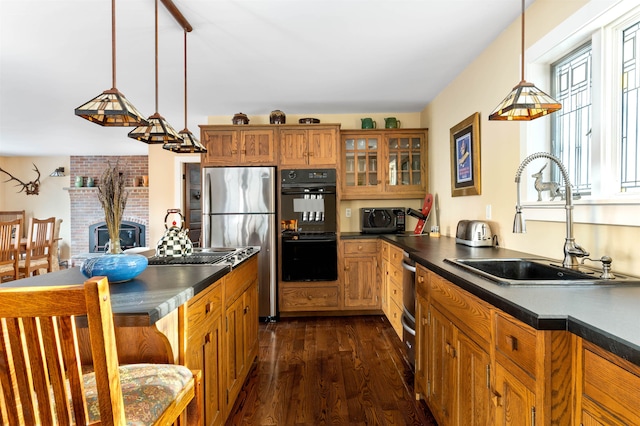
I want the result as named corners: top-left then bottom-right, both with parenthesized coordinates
top-left (81, 253), bottom-right (148, 283)
top-left (75, 176), bottom-right (84, 187)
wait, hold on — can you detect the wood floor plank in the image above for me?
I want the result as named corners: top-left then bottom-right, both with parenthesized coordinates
top-left (226, 315), bottom-right (438, 426)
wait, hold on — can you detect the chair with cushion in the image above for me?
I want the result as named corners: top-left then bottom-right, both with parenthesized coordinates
top-left (18, 217), bottom-right (55, 277)
top-left (0, 276), bottom-right (201, 425)
top-left (0, 219), bottom-right (21, 282)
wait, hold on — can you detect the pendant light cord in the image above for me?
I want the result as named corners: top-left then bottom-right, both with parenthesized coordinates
top-left (520, 0), bottom-right (525, 83)
top-left (111, 0), bottom-right (117, 89)
top-left (155, 0), bottom-right (159, 114)
top-left (184, 31), bottom-right (188, 129)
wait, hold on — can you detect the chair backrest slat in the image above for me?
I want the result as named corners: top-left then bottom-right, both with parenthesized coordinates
top-left (0, 219), bottom-right (20, 281)
top-left (40, 317), bottom-right (74, 424)
top-left (22, 317), bottom-right (55, 425)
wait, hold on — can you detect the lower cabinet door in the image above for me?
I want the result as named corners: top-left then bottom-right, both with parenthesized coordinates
top-left (494, 363), bottom-right (535, 426)
top-left (428, 305), bottom-right (454, 425)
top-left (225, 295), bottom-right (247, 412)
top-left (186, 318), bottom-right (224, 426)
top-left (455, 331), bottom-right (491, 425)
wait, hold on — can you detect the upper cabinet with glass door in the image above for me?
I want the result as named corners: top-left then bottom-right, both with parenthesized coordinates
top-left (341, 129), bottom-right (427, 199)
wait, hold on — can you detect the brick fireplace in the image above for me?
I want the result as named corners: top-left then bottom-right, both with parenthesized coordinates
top-left (68, 156), bottom-right (149, 258)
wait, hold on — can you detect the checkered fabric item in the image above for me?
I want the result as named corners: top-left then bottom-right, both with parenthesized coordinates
top-left (156, 226), bottom-right (193, 257)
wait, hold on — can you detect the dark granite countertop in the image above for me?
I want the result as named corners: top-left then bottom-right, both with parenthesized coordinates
top-left (380, 234), bottom-right (640, 366)
top-left (2, 264), bottom-right (230, 327)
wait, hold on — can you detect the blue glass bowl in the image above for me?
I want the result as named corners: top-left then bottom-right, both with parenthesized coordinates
top-left (81, 253), bottom-right (148, 283)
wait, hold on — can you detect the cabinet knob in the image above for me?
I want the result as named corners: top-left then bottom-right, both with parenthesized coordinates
top-left (506, 335), bottom-right (518, 351)
top-left (307, 295), bottom-right (313, 300)
top-left (418, 275), bottom-right (425, 283)
top-left (492, 391), bottom-right (502, 407)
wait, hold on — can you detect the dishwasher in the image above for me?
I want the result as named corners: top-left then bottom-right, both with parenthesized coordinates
top-left (401, 252), bottom-right (416, 369)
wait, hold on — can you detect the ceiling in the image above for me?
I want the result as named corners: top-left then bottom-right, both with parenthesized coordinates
top-left (0, 0), bottom-right (532, 157)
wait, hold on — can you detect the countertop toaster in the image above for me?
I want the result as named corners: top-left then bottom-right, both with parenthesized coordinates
top-left (455, 220), bottom-right (493, 247)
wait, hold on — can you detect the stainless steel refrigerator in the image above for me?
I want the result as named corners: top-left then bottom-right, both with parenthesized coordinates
top-left (202, 166), bottom-right (277, 321)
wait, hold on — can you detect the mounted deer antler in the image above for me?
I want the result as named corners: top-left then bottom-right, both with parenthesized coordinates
top-left (0, 164), bottom-right (41, 195)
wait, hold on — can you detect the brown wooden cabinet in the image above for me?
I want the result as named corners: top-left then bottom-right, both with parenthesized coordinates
top-left (183, 256), bottom-right (259, 425)
top-left (200, 126), bottom-right (276, 166)
top-left (184, 283), bottom-right (224, 426)
top-left (185, 284), bottom-right (225, 426)
top-left (415, 265), bottom-right (429, 401)
top-left (574, 339), bottom-right (640, 425)
top-left (279, 126), bottom-right (339, 167)
top-left (340, 129), bottom-right (428, 199)
top-left (381, 242), bottom-right (404, 338)
top-left (416, 265), bottom-right (493, 426)
top-left (200, 124), bottom-right (339, 168)
top-left (223, 256), bottom-right (259, 414)
top-left (341, 239), bottom-right (380, 309)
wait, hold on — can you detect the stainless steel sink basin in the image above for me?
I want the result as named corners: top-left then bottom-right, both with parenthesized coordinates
top-left (444, 257), bottom-right (640, 286)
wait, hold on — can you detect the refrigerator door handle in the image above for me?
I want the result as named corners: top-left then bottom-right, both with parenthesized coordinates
top-left (203, 173), bottom-right (212, 247)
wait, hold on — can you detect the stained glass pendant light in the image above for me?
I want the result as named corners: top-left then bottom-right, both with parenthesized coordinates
top-left (128, 0), bottom-right (182, 144)
top-left (164, 31), bottom-right (207, 153)
top-left (75, 0), bottom-right (149, 126)
top-left (488, 0), bottom-right (561, 121)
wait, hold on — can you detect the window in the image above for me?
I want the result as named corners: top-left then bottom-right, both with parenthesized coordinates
top-left (551, 44), bottom-right (593, 195)
top-left (621, 20), bottom-right (640, 191)
top-left (521, 0), bottom-right (640, 227)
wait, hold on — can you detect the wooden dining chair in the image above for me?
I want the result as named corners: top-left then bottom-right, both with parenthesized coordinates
top-left (0, 219), bottom-right (21, 282)
top-left (18, 217), bottom-right (55, 277)
top-left (0, 211), bottom-right (25, 238)
top-left (0, 276), bottom-right (201, 425)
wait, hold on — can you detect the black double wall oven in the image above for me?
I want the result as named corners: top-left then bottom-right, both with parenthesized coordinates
top-left (280, 169), bottom-right (337, 282)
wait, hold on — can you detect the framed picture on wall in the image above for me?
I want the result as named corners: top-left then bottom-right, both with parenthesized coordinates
top-left (450, 112), bottom-right (481, 197)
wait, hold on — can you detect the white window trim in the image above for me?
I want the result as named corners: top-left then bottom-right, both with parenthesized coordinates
top-left (519, 0), bottom-right (640, 227)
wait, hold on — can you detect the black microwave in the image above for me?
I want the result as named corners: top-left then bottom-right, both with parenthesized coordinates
top-left (360, 208), bottom-right (406, 234)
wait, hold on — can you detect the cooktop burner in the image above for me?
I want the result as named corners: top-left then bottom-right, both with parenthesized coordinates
top-left (147, 247), bottom-right (256, 267)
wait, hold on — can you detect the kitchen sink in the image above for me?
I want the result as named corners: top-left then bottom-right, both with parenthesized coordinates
top-left (444, 257), bottom-right (640, 286)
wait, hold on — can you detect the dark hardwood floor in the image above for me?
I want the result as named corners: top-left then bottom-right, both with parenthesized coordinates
top-left (226, 315), bottom-right (438, 425)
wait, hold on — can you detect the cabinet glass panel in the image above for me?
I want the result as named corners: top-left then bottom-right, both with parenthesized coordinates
top-left (387, 136), bottom-right (422, 187)
top-left (345, 136), bottom-right (378, 187)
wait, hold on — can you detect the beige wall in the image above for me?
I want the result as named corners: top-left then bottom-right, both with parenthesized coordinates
top-left (0, 156), bottom-right (71, 260)
top-left (419, 0), bottom-right (640, 276)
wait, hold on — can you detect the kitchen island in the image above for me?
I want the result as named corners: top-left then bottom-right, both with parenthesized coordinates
top-left (380, 234), bottom-right (640, 425)
top-left (3, 252), bottom-right (260, 426)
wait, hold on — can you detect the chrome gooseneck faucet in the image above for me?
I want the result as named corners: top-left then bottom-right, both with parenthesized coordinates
top-left (514, 152), bottom-right (589, 268)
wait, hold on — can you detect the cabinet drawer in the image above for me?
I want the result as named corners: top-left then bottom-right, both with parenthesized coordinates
top-left (343, 240), bottom-right (378, 255)
top-left (388, 244), bottom-right (404, 264)
top-left (430, 273), bottom-right (491, 347)
top-left (381, 242), bottom-right (390, 261)
top-left (187, 283), bottom-right (222, 335)
top-left (388, 278), bottom-right (402, 308)
top-left (581, 341), bottom-right (640, 424)
top-left (388, 297), bottom-right (403, 338)
top-left (225, 256), bottom-right (257, 305)
top-left (387, 261), bottom-right (403, 287)
top-left (494, 312), bottom-right (537, 376)
top-left (281, 285), bottom-right (339, 309)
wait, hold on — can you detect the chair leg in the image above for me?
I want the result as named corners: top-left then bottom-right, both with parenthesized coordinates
top-left (186, 370), bottom-right (202, 426)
